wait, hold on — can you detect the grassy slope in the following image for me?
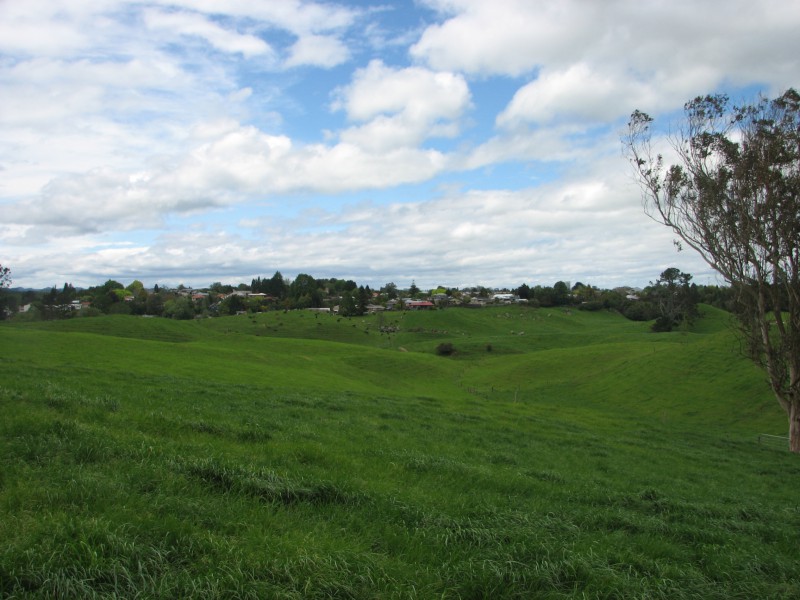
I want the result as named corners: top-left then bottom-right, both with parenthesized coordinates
top-left (1, 306), bottom-right (798, 598)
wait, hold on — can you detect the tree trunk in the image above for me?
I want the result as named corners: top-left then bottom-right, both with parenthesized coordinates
top-left (790, 401), bottom-right (800, 453)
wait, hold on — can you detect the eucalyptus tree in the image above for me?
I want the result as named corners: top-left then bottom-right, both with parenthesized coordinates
top-left (624, 90), bottom-right (800, 451)
top-left (0, 264), bottom-right (10, 319)
top-left (0, 264), bottom-right (10, 289)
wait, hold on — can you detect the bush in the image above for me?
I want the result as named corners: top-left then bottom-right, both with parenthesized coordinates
top-left (651, 315), bottom-right (675, 332)
top-left (163, 297), bottom-right (196, 320)
top-left (578, 301), bottom-right (604, 311)
top-left (621, 301), bottom-right (657, 322)
top-left (436, 342), bottom-right (455, 356)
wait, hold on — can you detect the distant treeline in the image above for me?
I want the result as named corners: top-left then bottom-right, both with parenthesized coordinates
top-left (0, 268), bottom-right (735, 329)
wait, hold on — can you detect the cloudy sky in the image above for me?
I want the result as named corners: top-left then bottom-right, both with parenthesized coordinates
top-left (2, 0), bottom-right (799, 290)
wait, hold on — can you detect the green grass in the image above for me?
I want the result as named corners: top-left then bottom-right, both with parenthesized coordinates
top-left (1, 305), bottom-right (798, 598)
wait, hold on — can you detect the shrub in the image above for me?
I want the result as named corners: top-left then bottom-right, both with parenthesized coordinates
top-left (578, 301), bottom-right (604, 311)
top-left (621, 301), bottom-right (657, 322)
top-left (436, 342), bottom-right (455, 356)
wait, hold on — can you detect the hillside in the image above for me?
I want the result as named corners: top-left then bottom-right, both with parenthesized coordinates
top-left (1, 306), bottom-right (798, 598)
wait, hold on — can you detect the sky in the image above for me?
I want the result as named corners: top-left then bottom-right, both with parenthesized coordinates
top-left (2, 0), bottom-right (799, 291)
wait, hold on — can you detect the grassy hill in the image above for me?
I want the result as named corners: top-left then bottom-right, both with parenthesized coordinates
top-left (1, 305), bottom-right (798, 598)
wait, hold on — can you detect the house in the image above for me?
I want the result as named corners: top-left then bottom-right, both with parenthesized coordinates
top-left (492, 293), bottom-right (516, 303)
top-left (405, 300), bottom-right (435, 310)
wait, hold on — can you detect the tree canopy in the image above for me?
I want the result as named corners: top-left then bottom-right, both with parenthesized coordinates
top-left (624, 89), bottom-right (800, 451)
top-left (649, 268), bottom-right (698, 332)
top-left (0, 264), bottom-right (10, 289)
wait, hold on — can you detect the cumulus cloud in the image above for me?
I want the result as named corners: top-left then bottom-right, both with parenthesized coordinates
top-left (7, 162), bottom-right (709, 290)
top-left (285, 34), bottom-right (350, 68)
top-left (411, 0), bottom-right (596, 76)
top-left (163, 0), bottom-right (359, 35)
top-left (496, 64), bottom-right (657, 127)
top-left (155, 0), bottom-right (358, 68)
top-left (414, 0), bottom-right (800, 112)
top-left (157, 124), bottom-right (448, 195)
top-left (2, 0), bottom-right (797, 289)
top-left (143, 8), bottom-right (274, 59)
top-left (333, 60), bottom-right (471, 150)
top-left (0, 0), bottom-right (98, 56)
top-left (3, 121), bottom-right (453, 238)
top-left (247, 171), bottom-right (712, 289)
top-left (0, 1), bottom-right (367, 212)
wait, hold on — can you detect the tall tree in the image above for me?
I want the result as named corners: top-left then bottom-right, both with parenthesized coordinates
top-left (382, 282), bottom-right (398, 300)
top-left (356, 285), bottom-right (369, 315)
top-left (338, 290), bottom-right (357, 317)
top-left (57, 283), bottom-right (77, 305)
top-left (290, 273), bottom-right (322, 308)
top-left (0, 264), bottom-right (11, 320)
top-left (265, 271), bottom-right (287, 299)
top-left (0, 264), bottom-right (10, 289)
top-left (624, 89), bottom-right (800, 451)
top-left (648, 268), bottom-right (698, 332)
top-left (516, 283), bottom-right (531, 300)
top-left (553, 281), bottom-right (571, 306)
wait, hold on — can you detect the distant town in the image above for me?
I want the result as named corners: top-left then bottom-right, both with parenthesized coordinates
top-left (0, 267), bottom-right (734, 330)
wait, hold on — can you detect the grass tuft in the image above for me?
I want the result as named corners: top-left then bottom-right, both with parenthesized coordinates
top-left (176, 458), bottom-right (361, 507)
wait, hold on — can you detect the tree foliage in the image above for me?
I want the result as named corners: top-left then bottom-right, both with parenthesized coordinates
top-left (251, 271), bottom-right (288, 300)
top-left (163, 296), bottom-right (196, 320)
top-left (0, 264), bottom-right (11, 320)
top-left (338, 290), bottom-right (358, 317)
top-left (648, 268), bottom-right (698, 332)
top-left (624, 89), bottom-right (800, 451)
top-left (0, 264), bottom-right (10, 289)
top-left (382, 282), bottom-right (398, 300)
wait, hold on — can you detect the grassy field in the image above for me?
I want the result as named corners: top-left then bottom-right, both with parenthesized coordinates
top-left (1, 305), bottom-right (798, 598)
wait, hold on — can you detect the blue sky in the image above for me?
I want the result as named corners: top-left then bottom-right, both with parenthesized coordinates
top-left (2, 0), bottom-right (799, 290)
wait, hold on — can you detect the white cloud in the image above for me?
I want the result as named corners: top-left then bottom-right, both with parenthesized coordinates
top-left (10, 163), bottom-right (709, 290)
top-left (0, 50), bottom-right (239, 201)
top-left (414, 0), bottom-right (800, 80)
top-left (2, 122), bottom-right (452, 238)
top-left (1, 0), bottom-right (796, 291)
top-left (171, 125), bottom-right (449, 194)
top-left (496, 64), bottom-right (657, 127)
top-left (1, 167), bottom-right (713, 290)
top-left (285, 34), bottom-right (350, 68)
top-left (412, 0), bottom-right (596, 76)
top-left (143, 8), bottom-right (273, 59)
top-left (333, 60), bottom-right (470, 150)
top-left (153, 0), bottom-right (359, 68)
top-left (335, 60), bottom-right (469, 122)
top-left (161, 0), bottom-right (359, 35)
top-left (414, 0), bottom-right (800, 122)
top-left (0, 0), bottom-right (104, 56)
